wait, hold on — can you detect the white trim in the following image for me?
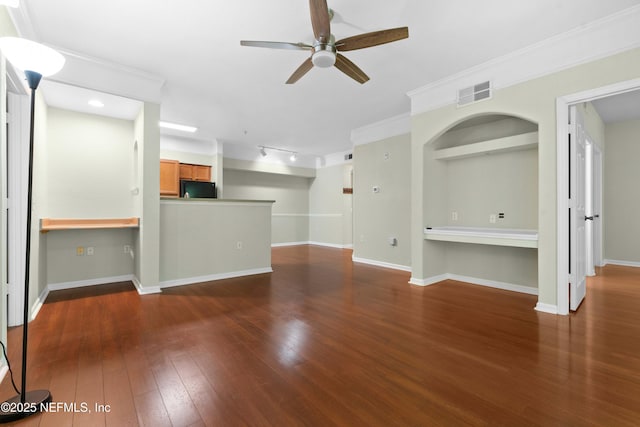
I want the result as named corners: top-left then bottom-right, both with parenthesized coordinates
top-left (272, 213), bottom-right (342, 218)
top-left (350, 113), bottom-right (411, 146)
top-left (6, 90), bottom-right (29, 327)
top-left (160, 267), bottom-right (273, 289)
top-left (408, 273), bottom-right (538, 296)
top-left (161, 199), bottom-right (274, 207)
top-left (534, 303), bottom-right (559, 314)
top-left (271, 241), bottom-right (352, 249)
top-left (447, 274), bottom-right (538, 296)
top-left (603, 259), bottom-right (640, 268)
top-left (408, 5), bottom-right (640, 115)
top-left (132, 276), bottom-right (162, 295)
top-left (352, 256), bottom-right (411, 272)
top-left (47, 274), bottom-right (135, 291)
top-left (409, 274), bottom-right (448, 287)
top-left (556, 78), bottom-right (640, 316)
top-left (271, 241), bottom-right (310, 247)
top-left (309, 241), bottom-right (349, 249)
top-left (0, 366), bottom-right (7, 385)
top-left (30, 286), bottom-right (50, 322)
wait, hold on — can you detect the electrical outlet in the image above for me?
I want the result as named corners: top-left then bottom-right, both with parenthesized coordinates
top-left (86, 247), bottom-right (94, 256)
top-left (384, 152), bottom-right (390, 161)
top-left (236, 241), bottom-right (243, 250)
top-left (451, 211), bottom-right (458, 221)
top-left (76, 246), bottom-right (84, 256)
top-left (372, 185), bottom-right (380, 193)
top-left (124, 245), bottom-right (131, 254)
top-left (489, 214), bottom-right (497, 224)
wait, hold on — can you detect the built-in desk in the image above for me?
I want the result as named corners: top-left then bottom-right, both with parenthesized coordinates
top-left (424, 226), bottom-right (538, 248)
top-left (40, 217), bottom-right (139, 233)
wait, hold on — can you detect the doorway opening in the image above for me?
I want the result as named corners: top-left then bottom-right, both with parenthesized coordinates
top-left (557, 78), bottom-right (640, 315)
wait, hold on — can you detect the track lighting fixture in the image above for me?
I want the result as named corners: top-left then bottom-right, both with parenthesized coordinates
top-left (258, 145), bottom-right (298, 162)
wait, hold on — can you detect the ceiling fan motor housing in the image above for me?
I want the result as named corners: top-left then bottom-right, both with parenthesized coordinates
top-left (312, 36), bottom-right (336, 68)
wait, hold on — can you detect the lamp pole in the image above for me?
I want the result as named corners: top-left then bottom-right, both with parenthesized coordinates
top-left (0, 37), bottom-right (64, 423)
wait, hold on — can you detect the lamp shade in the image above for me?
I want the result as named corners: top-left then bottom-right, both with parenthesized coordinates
top-left (0, 37), bottom-right (64, 76)
top-left (0, 0), bottom-right (19, 7)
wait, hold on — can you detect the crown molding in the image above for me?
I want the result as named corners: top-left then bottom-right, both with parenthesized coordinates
top-left (408, 4), bottom-right (640, 116)
top-left (350, 112), bottom-right (411, 146)
top-left (7, 6), bottom-right (165, 103)
top-left (46, 46), bottom-right (165, 103)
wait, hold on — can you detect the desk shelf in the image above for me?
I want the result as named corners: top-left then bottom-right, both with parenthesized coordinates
top-left (434, 131), bottom-right (538, 160)
top-left (424, 226), bottom-right (538, 248)
top-left (40, 217), bottom-right (139, 232)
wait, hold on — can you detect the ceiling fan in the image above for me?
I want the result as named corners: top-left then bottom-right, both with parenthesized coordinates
top-left (240, 0), bottom-right (409, 84)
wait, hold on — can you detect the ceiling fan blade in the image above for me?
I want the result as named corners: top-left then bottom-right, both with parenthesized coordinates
top-left (334, 53), bottom-right (369, 84)
top-left (335, 27), bottom-right (409, 52)
top-left (286, 57), bottom-right (314, 84)
top-left (309, 0), bottom-right (331, 42)
top-left (240, 40), bottom-right (312, 51)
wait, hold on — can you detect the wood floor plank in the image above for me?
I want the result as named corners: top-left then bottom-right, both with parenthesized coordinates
top-left (1, 250), bottom-right (640, 425)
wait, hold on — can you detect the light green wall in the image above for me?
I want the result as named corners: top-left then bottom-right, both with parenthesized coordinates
top-left (133, 102), bottom-right (161, 292)
top-left (604, 118), bottom-right (640, 263)
top-left (43, 108), bottom-right (136, 285)
top-left (46, 108), bottom-right (135, 217)
top-left (32, 93), bottom-right (48, 312)
top-left (159, 201), bottom-right (272, 282)
top-left (223, 168), bottom-right (310, 244)
top-left (46, 229), bottom-right (135, 285)
top-left (354, 134), bottom-right (411, 267)
top-left (309, 164), bottom-right (350, 247)
top-left (443, 149), bottom-right (538, 228)
top-left (580, 102), bottom-right (606, 148)
top-left (412, 47), bottom-right (640, 307)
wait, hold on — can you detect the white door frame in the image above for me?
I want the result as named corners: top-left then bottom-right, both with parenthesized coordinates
top-left (592, 145), bottom-right (604, 268)
top-left (556, 77), bottom-right (640, 315)
top-left (6, 64), bottom-right (29, 327)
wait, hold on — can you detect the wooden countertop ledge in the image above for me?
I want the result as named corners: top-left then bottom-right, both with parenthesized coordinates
top-left (40, 217), bottom-right (140, 232)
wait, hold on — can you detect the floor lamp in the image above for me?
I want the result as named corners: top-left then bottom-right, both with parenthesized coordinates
top-left (0, 37), bottom-right (64, 423)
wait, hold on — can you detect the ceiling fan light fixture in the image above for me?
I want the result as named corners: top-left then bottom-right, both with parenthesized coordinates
top-left (312, 42), bottom-right (337, 68)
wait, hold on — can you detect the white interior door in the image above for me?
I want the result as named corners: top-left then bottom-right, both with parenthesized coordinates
top-left (585, 141), bottom-right (595, 276)
top-left (592, 145), bottom-right (603, 267)
top-left (569, 106), bottom-right (587, 311)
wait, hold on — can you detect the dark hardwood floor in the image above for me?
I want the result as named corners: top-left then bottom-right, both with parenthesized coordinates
top-left (1, 246), bottom-right (640, 426)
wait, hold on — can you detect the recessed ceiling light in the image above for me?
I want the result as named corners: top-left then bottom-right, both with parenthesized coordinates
top-left (88, 99), bottom-right (104, 108)
top-left (159, 121), bottom-right (197, 133)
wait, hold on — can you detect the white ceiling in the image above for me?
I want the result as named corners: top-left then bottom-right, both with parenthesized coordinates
top-left (13, 0), bottom-right (640, 156)
top-left (592, 90), bottom-right (640, 124)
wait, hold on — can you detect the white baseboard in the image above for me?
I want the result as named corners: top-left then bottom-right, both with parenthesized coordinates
top-left (160, 267), bottom-right (273, 290)
top-left (603, 259), bottom-right (640, 268)
top-left (409, 274), bottom-right (448, 286)
top-left (448, 274), bottom-right (539, 296)
top-left (535, 302), bottom-right (559, 314)
top-left (30, 286), bottom-right (50, 322)
top-left (272, 241), bottom-right (352, 249)
top-left (132, 276), bottom-right (162, 295)
top-left (271, 241), bottom-right (309, 247)
top-left (352, 256), bottom-right (411, 272)
top-left (48, 274), bottom-right (135, 292)
top-left (409, 273), bottom-right (538, 295)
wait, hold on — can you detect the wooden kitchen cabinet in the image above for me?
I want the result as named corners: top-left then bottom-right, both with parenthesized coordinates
top-left (179, 163), bottom-right (211, 182)
top-left (160, 159), bottom-right (180, 197)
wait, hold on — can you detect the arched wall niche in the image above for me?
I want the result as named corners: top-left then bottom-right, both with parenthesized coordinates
top-left (420, 111), bottom-right (540, 292)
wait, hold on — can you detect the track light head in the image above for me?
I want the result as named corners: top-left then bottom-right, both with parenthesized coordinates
top-left (259, 147), bottom-right (267, 157)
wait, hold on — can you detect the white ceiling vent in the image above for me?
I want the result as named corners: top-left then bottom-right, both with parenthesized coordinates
top-left (344, 153), bottom-right (353, 161)
top-left (457, 81), bottom-right (492, 107)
